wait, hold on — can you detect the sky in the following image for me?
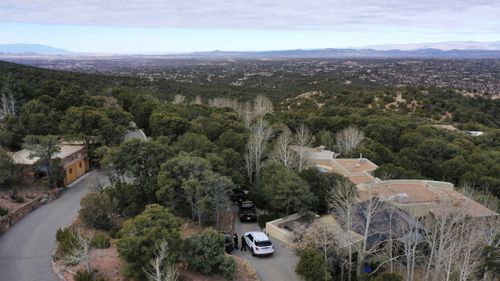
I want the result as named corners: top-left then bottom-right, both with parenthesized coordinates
top-left (0, 0), bottom-right (498, 53)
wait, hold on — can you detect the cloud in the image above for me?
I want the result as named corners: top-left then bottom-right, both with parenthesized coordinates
top-left (0, 0), bottom-right (498, 33)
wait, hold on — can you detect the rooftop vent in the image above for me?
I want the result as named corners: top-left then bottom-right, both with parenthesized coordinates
top-left (359, 153), bottom-right (367, 163)
top-left (388, 193), bottom-right (410, 203)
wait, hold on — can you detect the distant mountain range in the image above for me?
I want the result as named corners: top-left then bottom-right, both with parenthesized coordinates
top-left (362, 41), bottom-right (500, 51)
top-left (0, 44), bottom-right (73, 55)
top-left (1, 41), bottom-right (500, 58)
top-left (188, 48), bottom-right (500, 59)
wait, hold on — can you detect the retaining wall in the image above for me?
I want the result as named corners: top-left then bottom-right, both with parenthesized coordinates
top-left (0, 188), bottom-right (62, 233)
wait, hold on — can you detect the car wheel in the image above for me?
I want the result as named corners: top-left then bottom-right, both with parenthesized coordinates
top-left (251, 248), bottom-right (256, 257)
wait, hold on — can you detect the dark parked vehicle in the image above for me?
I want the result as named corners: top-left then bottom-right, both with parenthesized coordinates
top-left (223, 233), bottom-right (234, 253)
top-left (231, 189), bottom-right (247, 203)
top-left (239, 200), bottom-right (257, 222)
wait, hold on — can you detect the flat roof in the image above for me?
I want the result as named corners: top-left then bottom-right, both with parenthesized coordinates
top-left (349, 174), bottom-right (377, 185)
top-left (334, 159), bottom-right (378, 174)
top-left (10, 145), bottom-right (85, 165)
top-left (317, 214), bottom-right (363, 248)
top-left (362, 182), bottom-right (441, 203)
top-left (432, 189), bottom-right (499, 218)
top-left (359, 180), bottom-right (498, 217)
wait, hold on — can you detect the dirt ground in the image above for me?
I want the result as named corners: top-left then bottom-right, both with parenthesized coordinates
top-left (54, 210), bottom-right (258, 281)
top-left (53, 218), bottom-right (131, 281)
top-left (178, 256), bottom-right (259, 281)
top-left (0, 180), bottom-right (49, 212)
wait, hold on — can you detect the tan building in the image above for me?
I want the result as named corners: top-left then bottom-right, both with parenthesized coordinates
top-left (291, 145), bottom-right (498, 223)
top-left (10, 144), bottom-right (89, 186)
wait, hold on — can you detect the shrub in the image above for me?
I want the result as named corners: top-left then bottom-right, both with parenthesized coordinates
top-left (296, 246), bottom-right (331, 281)
top-left (91, 233), bottom-right (111, 249)
top-left (74, 270), bottom-right (93, 281)
top-left (372, 273), bottom-right (403, 281)
top-left (56, 227), bottom-right (77, 255)
top-left (358, 272), bottom-right (403, 281)
top-left (184, 228), bottom-right (236, 280)
top-left (117, 204), bottom-right (181, 280)
top-left (108, 225), bottom-right (120, 239)
top-left (79, 192), bottom-right (114, 230)
top-left (13, 195), bottom-right (24, 203)
top-left (257, 213), bottom-right (277, 229)
top-left (219, 256), bottom-right (237, 280)
top-left (0, 207), bottom-right (8, 216)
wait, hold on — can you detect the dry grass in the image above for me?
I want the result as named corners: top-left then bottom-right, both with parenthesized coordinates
top-left (53, 218), bottom-right (130, 281)
top-left (0, 180), bottom-right (49, 211)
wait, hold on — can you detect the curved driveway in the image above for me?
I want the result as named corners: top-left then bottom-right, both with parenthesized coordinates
top-left (0, 171), bottom-right (107, 281)
top-left (232, 206), bottom-right (301, 281)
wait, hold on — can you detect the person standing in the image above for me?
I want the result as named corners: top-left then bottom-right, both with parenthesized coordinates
top-left (241, 235), bottom-right (247, 252)
top-left (233, 233), bottom-right (239, 249)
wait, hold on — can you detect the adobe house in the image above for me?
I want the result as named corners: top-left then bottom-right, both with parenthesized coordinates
top-left (289, 145), bottom-right (498, 225)
top-left (10, 144), bottom-right (89, 186)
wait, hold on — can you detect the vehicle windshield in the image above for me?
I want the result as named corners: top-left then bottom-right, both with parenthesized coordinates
top-left (241, 202), bottom-right (254, 208)
top-left (255, 240), bottom-right (272, 247)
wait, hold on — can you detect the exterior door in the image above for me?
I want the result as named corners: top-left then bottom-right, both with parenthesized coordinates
top-left (66, 165), bottom-right (77, 184)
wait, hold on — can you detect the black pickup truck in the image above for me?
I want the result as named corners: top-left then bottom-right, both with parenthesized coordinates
top-left (239, 200), bottom-right (257, 222)
top-left (231, 189), bottom-right (247, 203)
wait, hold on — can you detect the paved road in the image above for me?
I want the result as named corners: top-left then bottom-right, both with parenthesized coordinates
top-left (0, 171), bottom-right (108, 281)
top-left (232, 206), bottom-right (301, 281)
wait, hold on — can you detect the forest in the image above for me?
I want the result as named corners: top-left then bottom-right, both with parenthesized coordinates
top-left (1, 60), bottom-right (498, 195)
top-left (0, 60), bottom-right (499, 281)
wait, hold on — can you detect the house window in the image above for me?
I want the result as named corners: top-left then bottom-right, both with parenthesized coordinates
top-left (79, 162), bottom-right (82, 168)
top-left (69, 168), bottom-right (73, 174)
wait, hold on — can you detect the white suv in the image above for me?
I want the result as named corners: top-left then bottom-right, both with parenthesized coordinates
top-left (244, 231), bottom-right (274, 256)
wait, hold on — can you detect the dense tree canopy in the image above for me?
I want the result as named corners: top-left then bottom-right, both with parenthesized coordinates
top-left (259, 162), bottom-right (315, 216)
top-left (117, 204), bottom-right (181, 280)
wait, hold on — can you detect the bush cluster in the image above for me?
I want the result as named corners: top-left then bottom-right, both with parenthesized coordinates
top-left (79, 192), bottom-right (114, 230)
top-left (0, 207), bottom-right (8, 216)
top-left (184, 228), bottom-right (236, 280)
top-left (257, 213), bottom-right (277, 229)
top-left (295, 246), bottom-right (331, 281)
top-left (74, 270), bottom-right (108, 281)
top-left (91, 233), bottom-right (111, 249)
top-left (55, 227), bottom-right (77, 255)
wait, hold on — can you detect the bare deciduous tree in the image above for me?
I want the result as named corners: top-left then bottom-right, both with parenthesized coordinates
top-left (272, 126), bottom-right (297, 170)
top-left (423, 199), bottom-right (468, 281)
top-left (351, 195), bottom-right (385, 276)
top-left (244, 144), bottom-right (255, 184)
top-left (0, 90), bottom-right (16, 119)
top-left (245, 118), bottom-right (272, 184)
top-left (335, 127), bottom-right (364, 155)
top-left (87, 174), bottom-right (108, 193)
top-left (454, 220), bottom-right (484, 281)
top-left (295, 124), bottom-right (312, 172)
top-left (183, 179), bottom-right (206, 226)
top-left (172, 95), bottom-right (185, 105)
top-left (304, 221), bottom-right (339, 281)
top-left (206, 95), bottom-right (272, 127)
top-left (144, 241), bottom-right (178, 281)
top-left (242, 101), bottom-right (253, 128)
top-left (205, 174), bottom-right (233, 229)
top-left (391, 206), bottom-right (423, 281)
top-left (328, 179), bottom-right (357, 281)
top-left (63, 231), bottom-right (93, 273)
top-left (253, 95), bottom-right (273, 118)
top-left (476, 197), bottom-right (500, 281)
top-left (192, 95), bottom-right (203, 105)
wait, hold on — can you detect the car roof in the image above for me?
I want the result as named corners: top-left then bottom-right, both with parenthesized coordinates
top-left (245, 231), bottom-right (270, 241)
